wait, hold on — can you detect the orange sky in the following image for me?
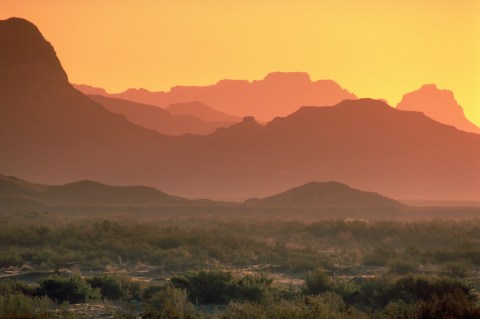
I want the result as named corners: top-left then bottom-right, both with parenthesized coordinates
top-left (1, 0), bottom-right (479, 126)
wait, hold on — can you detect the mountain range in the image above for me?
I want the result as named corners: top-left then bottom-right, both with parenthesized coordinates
top-left (87, 95), bottom-right (236, 136)
top-left (77, 80), bottom-right (480, 136)
top-left (1, 17), bottom-right (479, 201)
top-left (75, 71), bottom-right (357, 121)
top-left (0, 174), bottom-right (404, 213)
top-left (0, 174), bottom-right (188, 211)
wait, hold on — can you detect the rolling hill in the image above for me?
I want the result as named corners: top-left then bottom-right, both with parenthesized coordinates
top-left (0, 174), bottom-right (191, 211)
top-left (246, 181), bottom-right (404, 208)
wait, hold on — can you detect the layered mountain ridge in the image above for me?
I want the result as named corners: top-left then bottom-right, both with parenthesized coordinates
top-left (75, 71), bottom-right (357, 121)
top-left (1, 17), bottom-right (479, 201)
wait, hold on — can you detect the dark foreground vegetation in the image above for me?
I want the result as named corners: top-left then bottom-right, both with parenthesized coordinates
top-left (1, 211), bottom-right (480, 318)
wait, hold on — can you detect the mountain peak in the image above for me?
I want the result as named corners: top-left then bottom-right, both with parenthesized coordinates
top-left (241, 116), bottom-right (257, 124)
top-left (336, 98), bottom-right (392, 109)
top-left (263, 72), bottom-right (312, 83)
top-left (420, 83), bottom-right (438, 90)
top-left (0, 17), bottom-right (68, 91)
top-left (0, 17), bottom-right (40, 34)
top-left (397, 84), bottom-right (480, 133)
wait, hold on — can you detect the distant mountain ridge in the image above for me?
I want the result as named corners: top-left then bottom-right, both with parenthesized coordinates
top-left (74, 72), bottom-right (357, 121)
top-left (0, 174), bottom-right (189, 211)
top-left (1, 18), bottom-right (480, 201)
top-left (397, 84), bottom-right (480, 134)
top-left (88, 95), bottom-right (236, 136)
top-left (166, 101), bottom-right (241, 123)
top-left (0, 17), bottom-right (168, 184)
top-left (246, 181), bottom-right (404, 208)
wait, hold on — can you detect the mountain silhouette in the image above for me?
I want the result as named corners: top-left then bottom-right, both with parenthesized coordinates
top-left (397, 84), bottom-right (480, 134)
top-left (73, 84), bottom-right (108, 96)
top-left (0, 174), bottom-right (190, 211)
top-left (88, 95), bottom-right (235, 136)
top-left (74, 72), bottom-right (357, 121)
top-left (246, 181), bottom-right (404, 208)
top-left (0, 17), bottom-right (170, 184)
top-left (2, 18), bottom-right (480, 201)
top-left (166, 101), bottom-right (241, 123)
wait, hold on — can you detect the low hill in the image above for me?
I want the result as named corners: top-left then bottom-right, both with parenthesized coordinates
top-left (0, 174), bottom-right (191, 211)
top-left (246, 181), bottom-right (404, 208)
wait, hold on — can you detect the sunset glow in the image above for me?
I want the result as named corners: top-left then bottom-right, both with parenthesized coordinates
top-left (1, 0), bottom-right (479, 125)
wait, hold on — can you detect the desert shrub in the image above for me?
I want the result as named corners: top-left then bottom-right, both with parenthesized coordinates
top-left (285, 250), bottom-right (333, 272)
top-left (142, 286), bottom-right (196, 319)
top-left (0, 279), bottom-right (35, 296)
top-left (172, 270), bottom-right (235, 304)
top-left (304, 269), bottom-right (333, 295)
top-left (351, 274), bottom-right (477, 312)
top-left (234, 273), bottom-right (273, 303)
top-left (0, 254), bottom-right (21, 268)
top-left (410, 290), bottom-right (480, 319)
top-left (224, 292), bottom-right (365, 319)
top-left (37, 275), bottom-right (100, 303)
top-left (171, 270), bottom-right (274, 304)
top-left (87, 274), bottom-right (133, 300)
top-left (331, 278), bottom-right (360, 299)
top-left (0, 293), bottom-right (52, 319)
top-left (388, 259), bottom-right (418, 275)
top-left (142, 284), bottom-right (167, 301)
top-left (442, 261), bottom-right (472, 278)
top-left (363, 245), bottom-right (397, 266)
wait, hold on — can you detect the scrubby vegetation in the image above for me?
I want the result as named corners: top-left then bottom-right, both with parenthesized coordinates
top-left (1, 211), bottom-right (480, 317)
top-left (2, 270), bottom-right (480, 318)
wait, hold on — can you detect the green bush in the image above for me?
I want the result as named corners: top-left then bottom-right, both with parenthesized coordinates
top-left (351, 275), bottom-right (477, 311)
top-left (304, 269), bottom-right (333, 295)
top-left (224, 293), bottom-right (365, 319)
top-left (0, 293), bottom-right (52, 319)
top-left (0, 254), bottom-right (21, 268)
top-left (172, 270), bottom-right (235, 304)
top-left (171, 270), bottom-right (274, 304)
top-left (235, 273), bottom-right (273, 303)
top-left (388, 259), bottom-right (418, 275)
top-left (37, 275), bottom-right (100, 303)
top-left (87, 274), bottom-right (131, 300)
top-left (142, 286), bottom-right (196, 319)
top-left (442, 261), bottom-right (472, 278)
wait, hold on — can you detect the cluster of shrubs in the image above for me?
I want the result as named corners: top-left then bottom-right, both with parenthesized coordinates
top-left (2, 218), bottom-right (480, 275)
top-left (171, 270), bottom-right (274, 304)
top-left (1, 269), bottom-right (480, 319)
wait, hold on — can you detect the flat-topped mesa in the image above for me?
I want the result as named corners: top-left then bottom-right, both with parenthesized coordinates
top-left (262, 71), bottom-right (312, 84)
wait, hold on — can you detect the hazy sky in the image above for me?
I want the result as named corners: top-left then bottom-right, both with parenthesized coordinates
top-left (1, 0), bottom-right (479, 125)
